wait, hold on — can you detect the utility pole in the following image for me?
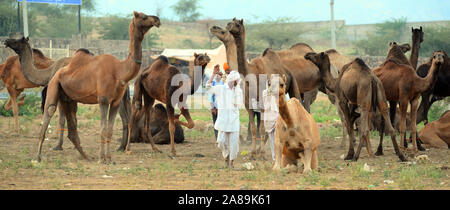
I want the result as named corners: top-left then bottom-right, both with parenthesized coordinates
top-left (22, 0), bottom-right (29, 37)
top-left (330, 0), bottom-right (336, 49)
top-left (17, 1), bottom-right (21, 32)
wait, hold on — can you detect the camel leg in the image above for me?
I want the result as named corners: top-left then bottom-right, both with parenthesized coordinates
top-left (409, 98), bottom-right (420, 153)
top-left (36, 79), bottom-right (63, 162)
top-left (51, 104), bottom-right (65, 151)
top-left (311, 149), bottom-right (319, 170)
top-left (247, 109), bottom-right (258, 157)
top-left (125, 100), bottom-right (140, 152)
top-left (417, 91), bottom-right (432, 125)
top-left (375, 119), bottom-right (385, 156)
top-left (337, 103), bottom-right (348, 149)
top-left (117, 98), bottom-right (130, 151)
top-left (398, 101), bottom-right (408, 150)
top-left (378, 96), bottom-right (407, 161)
top-left (104, 103), bottom-right (120, 164)
top-left (339, 101), bottom-right (356, 160)
top-left (301, 149), bottom-right (313, 174)
top-left (61, 100), bottom-right (89, 161)
top-left (167, 105), bottom-right (177, 157)
top-left (98, 97), bottom-right (109, 163)
top-left (354, 109), bottom-right (373, 161)
top-left (272, 139), bottom-right (283, 171)
top-left (6, 87), bottom-right (21, 134)
top-left (143, 98), bottom-right (161, 153)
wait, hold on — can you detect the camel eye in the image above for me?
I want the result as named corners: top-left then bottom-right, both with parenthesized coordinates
top-left (280, 84), bottom-right (284, 88)
top-left (221, 31), bottom-right (225, 35)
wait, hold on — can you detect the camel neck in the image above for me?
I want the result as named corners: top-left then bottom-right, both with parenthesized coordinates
top-left (122, 22), bottom-right (144, 82)
top-left (415, 61), bottom-right (440, 93)
top-left (234, 34), bottom-right (248, 76)
top-left (224, 40), bottom-right (238, 71)
top-left (18, 43), bottom-right (50, 86)
top-left (410, 41), bottom-right (420, 70)
top-left (278, 95), bottom-right (293, 127)
top-left (318, 60), bottom-right (336, 92)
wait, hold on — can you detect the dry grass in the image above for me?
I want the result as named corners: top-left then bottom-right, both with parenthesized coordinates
top-left (0, 95), bottom-right (448, 190)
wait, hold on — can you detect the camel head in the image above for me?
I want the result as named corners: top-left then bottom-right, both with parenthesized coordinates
top-left (210, 25), bottom-right (234, 43)
top-left (267, 74), bottom-right (287, 97)
top-left (432, 51), bottom-right (446, 66)
top-left (304, 52), bottom-right (331, 70)
top-left (132, 11), bottom-right (161, 35)
top-left (193, 53), bottom-right (211, 67)
top-left (226, 17), bottom-right (244, 37)
top-left (388, 42), bottom-right (411, 54)
top-left (412, 26), bottom-right (424, 44)
top-left (4, 33), bottom-right (29, 55)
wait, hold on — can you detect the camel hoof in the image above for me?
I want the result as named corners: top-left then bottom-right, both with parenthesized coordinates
top-left (398, 155), bottom-right (408, 162)
top-left (374, 151), bottom-right (383, 156)
top-left (344, 154), bottom-right (354, 161)
top-left (417, 144), bottom-right (426, 151)
top-left (116, 146), bottom-right (126, 152)
top-left (51, 146), bottom-right (63, 151)
top-left (125, 150), bottom-right (133, 155)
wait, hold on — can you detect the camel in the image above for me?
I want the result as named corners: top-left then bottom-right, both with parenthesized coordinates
top-left (225, 18), bottom-right (302, 157)
top-left (269, 75), bottom-right (320, 174)
top-left (305, 52), bottom-right (406, 161)
top-left (4, 37), bottom-right (132, 152)
top-left (0, 48), bottom-right (55, 134)
top-left (418, 110), bottom-right (450, 149)
top-left (9, 12), bottom-right (160, 163)
top-left (416, 50), bottom-right (450, 124)
top-left (125, 52), bottom-right (210, 157)
top-left (373, 43), bottom-right (443, 153)
top-left (128, 103), bottom-right (185, 144)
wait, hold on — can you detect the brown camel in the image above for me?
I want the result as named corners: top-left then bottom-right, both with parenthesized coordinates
top-left (9, 12), bottom-right (160, 163)
top-left (418, 110), bottom-right (450, 149)
top-left (225, 18), bottom-right (302, 157)
top-left (4, 37), bottom-right (132, 152)
top-left (305, 52), bottom-right (406, 161)
top-left (269, 75), bottom-right (320, 173)
top-left (373, 43), bottom-right (442, 153)
top-left (210, 25), bottom-right (323, 113)
top-left (125, 52), bottom-right (210, 157)
top-left (0, 49), bottom-right (53, 134)
top-left (128, 103), bottom-right (185, 144)
top-left (416, 50), bottom-right (450, 124)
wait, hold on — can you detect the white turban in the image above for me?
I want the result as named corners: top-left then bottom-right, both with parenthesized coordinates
top-left (226, 70), bottom-right (240, 88)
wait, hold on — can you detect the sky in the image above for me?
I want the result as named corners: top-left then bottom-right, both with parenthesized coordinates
top-left (93, 0), bottom-right (450, 25)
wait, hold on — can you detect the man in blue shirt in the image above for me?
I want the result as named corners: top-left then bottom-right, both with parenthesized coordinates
top-left (210, 64), bottom-right (224, 139)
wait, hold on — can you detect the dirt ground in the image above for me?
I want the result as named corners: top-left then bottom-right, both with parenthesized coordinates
top-left (0, 102), bottom-right (449, 190)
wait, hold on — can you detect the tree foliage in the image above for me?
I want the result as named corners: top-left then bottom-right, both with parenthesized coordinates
top-left (354, 17), bottom-right (408, 56)
top-left (420, 25), bottom-right (450, 57)
top-left (171, 0), bottom-right (201, 22)
top-left (246, 17), bottom-right (308, 52)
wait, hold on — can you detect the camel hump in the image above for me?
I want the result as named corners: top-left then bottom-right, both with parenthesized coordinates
top-left (325, 49), bottom-right (338, 54)
top-left (75, 48), bottom-right (94, 56)
top-left (262, 48), bottom-right (276, 57)
top-left (353, 58), bottom-right (371, 72)
top-left (32, 48), bottom-right (45, 58)
top-left (290, 43), bottom-right (313, 51)
top-left (156, 55), bottom-right (169, 64)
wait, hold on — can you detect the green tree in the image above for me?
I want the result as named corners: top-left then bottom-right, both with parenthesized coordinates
top-left (355, 17), bottom-right (408, 55)
top-left (246, 17), bottom-right (308, 51)
top-left (171, 0), bottom-right (201, 22)
top-left (0, 0), bottom-right (18, 36)
top-left (420, 25), bottom-right (450, 56)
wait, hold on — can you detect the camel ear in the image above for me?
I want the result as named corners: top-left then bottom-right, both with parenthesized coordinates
top-left (282, 74), bottom-right (287, 83)
top-left (194, 53), bottom-right (198, 58)
top-left (25, 37), bottom-right (29, 42)
top-left (233, 17), bottom-right (236, 21)
top-left (134, 11), bottom-right (140, 18)
top-left (240, 19), bottom-right (244, 24)
top-left (320, 52), bottom-right (325, 58)
top-left (420, 26), bottom-right (422, 31)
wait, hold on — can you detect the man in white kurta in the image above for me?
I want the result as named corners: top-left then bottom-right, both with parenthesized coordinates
top-left (206, 70), bottom-right (243, 168)
top-left (262, 88), bottom-right (279, 161)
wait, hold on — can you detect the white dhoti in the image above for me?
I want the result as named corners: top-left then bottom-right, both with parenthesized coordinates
top-left (217, 131), bottom-right (240, 161)
top-left (267, 129), bottom-right (276, 161)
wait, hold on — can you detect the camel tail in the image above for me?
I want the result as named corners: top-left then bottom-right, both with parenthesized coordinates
top-left (41, 86), bottom-right (48, 113)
